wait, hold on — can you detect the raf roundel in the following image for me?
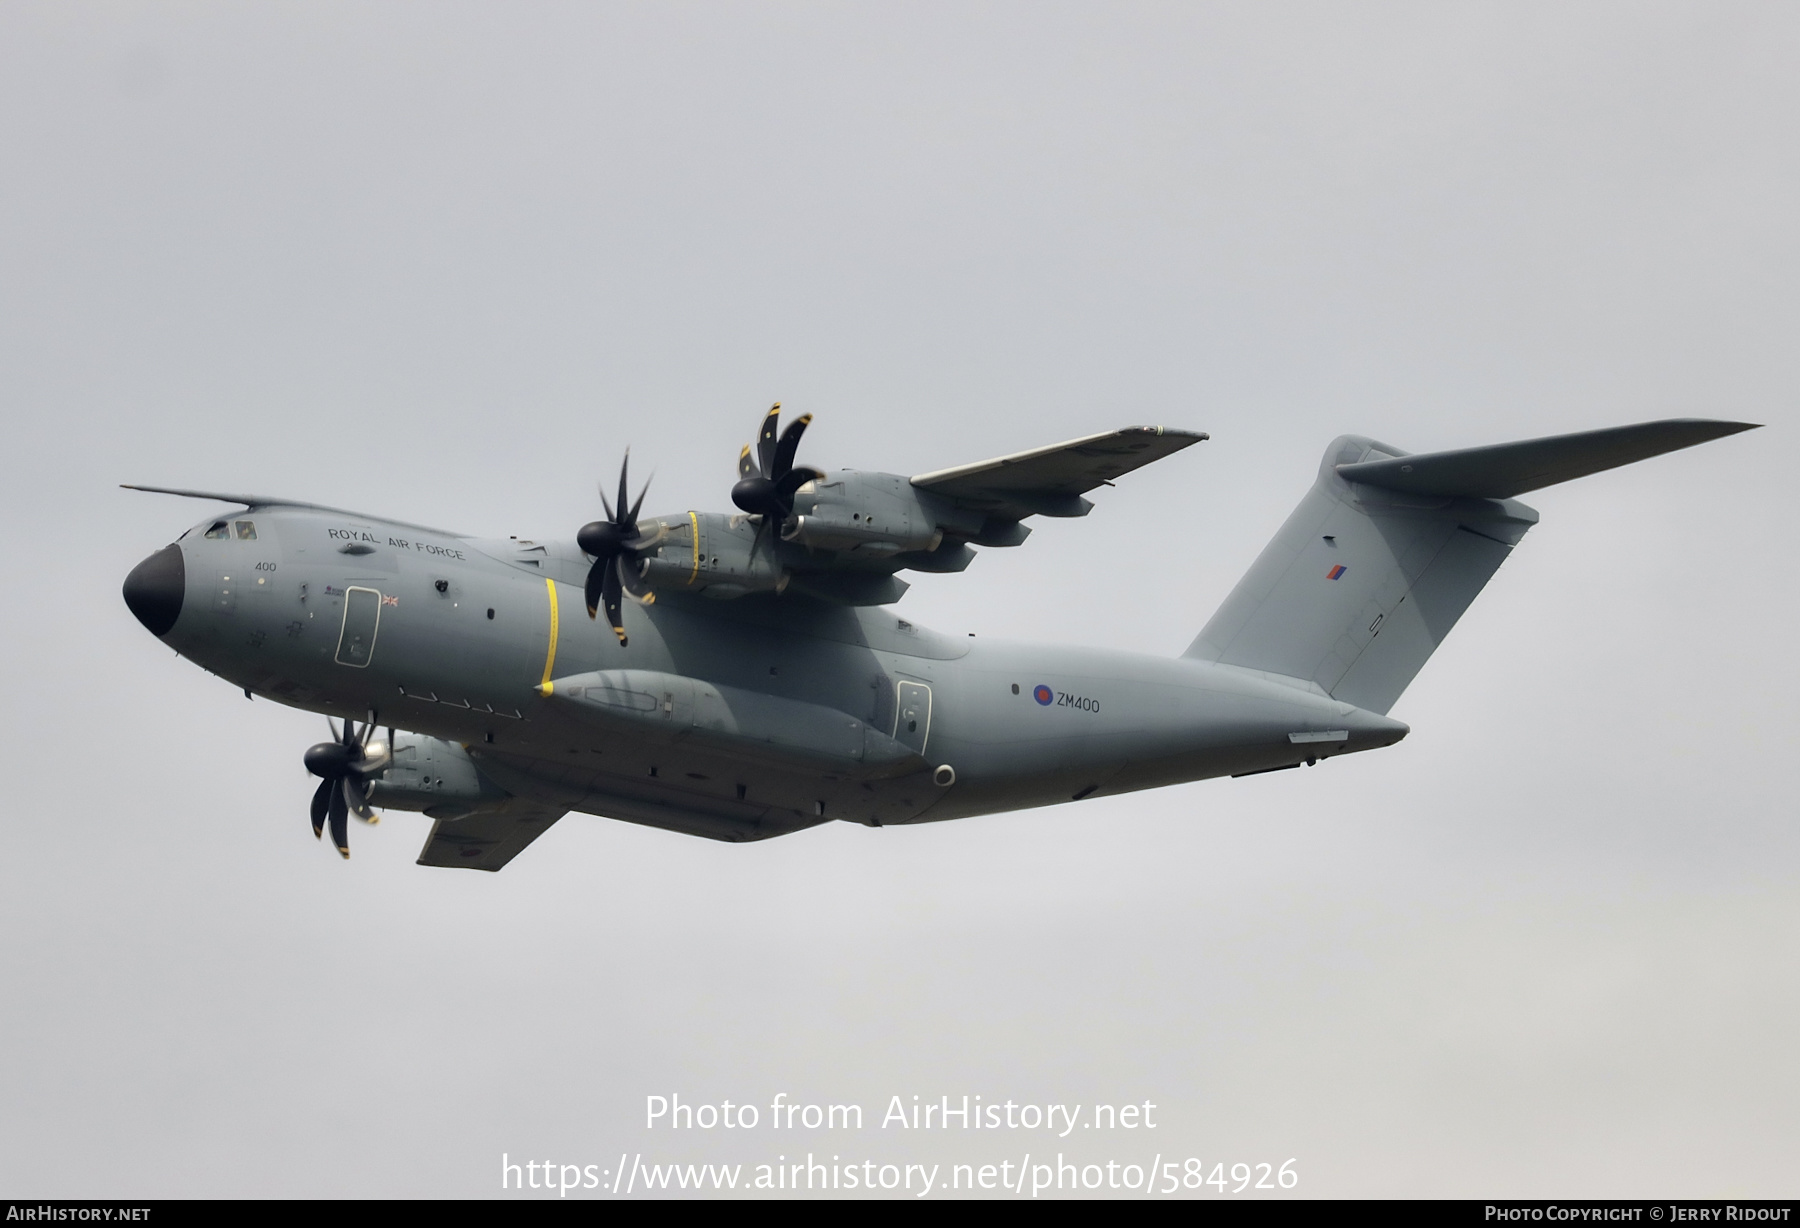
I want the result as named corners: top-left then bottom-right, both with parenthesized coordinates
top-left (1033, 684), bottom-right (1054, 706)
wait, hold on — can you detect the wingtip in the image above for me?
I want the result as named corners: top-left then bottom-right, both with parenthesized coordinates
top-left (1666, 418), bottom-right (1764, 444)
top-left (1127, 426), bottom-right (1209, 443)
top-left (1666, 417), bottom-right (1761, 435)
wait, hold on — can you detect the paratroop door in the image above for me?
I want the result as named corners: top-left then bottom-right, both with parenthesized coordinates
top-left (335, 587), bottom-right (382, 667)
top-left (894, 680), bottom-right (931, 756)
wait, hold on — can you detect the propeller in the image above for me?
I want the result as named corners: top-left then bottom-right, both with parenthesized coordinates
top-left (731, 403), bottom-right (823, 529)
top-left (302, 716), bottom-right (391, 859)
top-left (577, 450), bottom-right (664, 647)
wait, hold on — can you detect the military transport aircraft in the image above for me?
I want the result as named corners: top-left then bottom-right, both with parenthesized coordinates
top-left (121, 409), bottom-right (1755, 871)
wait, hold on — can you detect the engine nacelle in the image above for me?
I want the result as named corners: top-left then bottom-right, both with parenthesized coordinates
top-left (629, 474), bottom-right (1006, 601)
top-left (366, 733), bottom-right (511, 819)
top-left (782, 472), bottom-right (949, 557)
top-left (638, 512), bottom-right (788, 599)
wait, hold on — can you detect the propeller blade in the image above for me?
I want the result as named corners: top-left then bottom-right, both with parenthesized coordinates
top-left (749, 510), bottom-right (779, 553)
top-left (626, 474), bottom-right (652, 527)
top-left (327, 782), bottom-right (350, 859)
top-left (327, 717), bottom-right (341, 744)
top-left (738, 443), bottom-right (758, 481)
top-left (616, 449), bottom-right (631, 531)
top-left (584, 446), bottom-right (663, 643)
top-left (599, 481), bottom-right (616, 524)
top-left (584, 559), bottom-right (607, 620)
top-left (756, 404), bottom-right (781, 477)
top-left (311, 777), bottom-right (332, 839)
top-left (602, 560), bottom-right (627, 646)
top-left (343, 775), bottom-right (376, 823)
top-left (772, 412), bottom-right (812, 478)
top-left (617, 555), bottom-right (655, 604)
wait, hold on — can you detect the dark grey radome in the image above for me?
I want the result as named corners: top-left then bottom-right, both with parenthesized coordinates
top-left (122, 543), bottom-right (184, 636)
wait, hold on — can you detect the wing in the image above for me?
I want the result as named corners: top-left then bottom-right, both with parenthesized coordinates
top-left (911, 426), bottom-right (1206, 520)
top-left (415, 802), bottom-right (566, 871)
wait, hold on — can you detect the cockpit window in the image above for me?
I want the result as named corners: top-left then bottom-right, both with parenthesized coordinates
top-left (234, 521), bottom-right (257, 540)
top-left (204, 521), bottom-right (231, 540)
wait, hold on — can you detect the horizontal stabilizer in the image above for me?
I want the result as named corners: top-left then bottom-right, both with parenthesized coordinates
top-left (1334, 418), bottom-right (1758, 499)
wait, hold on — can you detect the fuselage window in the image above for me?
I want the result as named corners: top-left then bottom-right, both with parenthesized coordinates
top-left (234, 521), bottom-right (257, 540)
top-left (204, 521), bottom-right (231, 540)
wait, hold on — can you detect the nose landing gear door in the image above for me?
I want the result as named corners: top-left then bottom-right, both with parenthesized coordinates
top-left (894, 680), bottom-right (932, 756)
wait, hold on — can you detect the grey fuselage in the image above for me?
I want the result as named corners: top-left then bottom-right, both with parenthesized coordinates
top-left (135, 503), bottom-right (1407, 838)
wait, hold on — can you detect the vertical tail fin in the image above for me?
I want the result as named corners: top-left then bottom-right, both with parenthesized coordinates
top-left (1185, 419), bottom-right (1757, 714)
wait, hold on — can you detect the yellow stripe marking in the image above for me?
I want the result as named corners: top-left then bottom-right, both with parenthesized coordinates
top-left (687, 511), bottom-right (701, 586)
top-left (538, 577), bottom-right (559, 695)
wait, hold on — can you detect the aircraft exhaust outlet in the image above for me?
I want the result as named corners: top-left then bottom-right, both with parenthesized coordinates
top-left (933, 765), bottom-right (957, 787)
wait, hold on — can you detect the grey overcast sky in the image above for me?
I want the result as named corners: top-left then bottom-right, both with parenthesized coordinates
top-left (1, 2), bottom-right (1795, 1199)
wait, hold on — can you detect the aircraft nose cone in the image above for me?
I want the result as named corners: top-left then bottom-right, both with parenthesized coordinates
top-left (123, 543), bottom-right (185, 636)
